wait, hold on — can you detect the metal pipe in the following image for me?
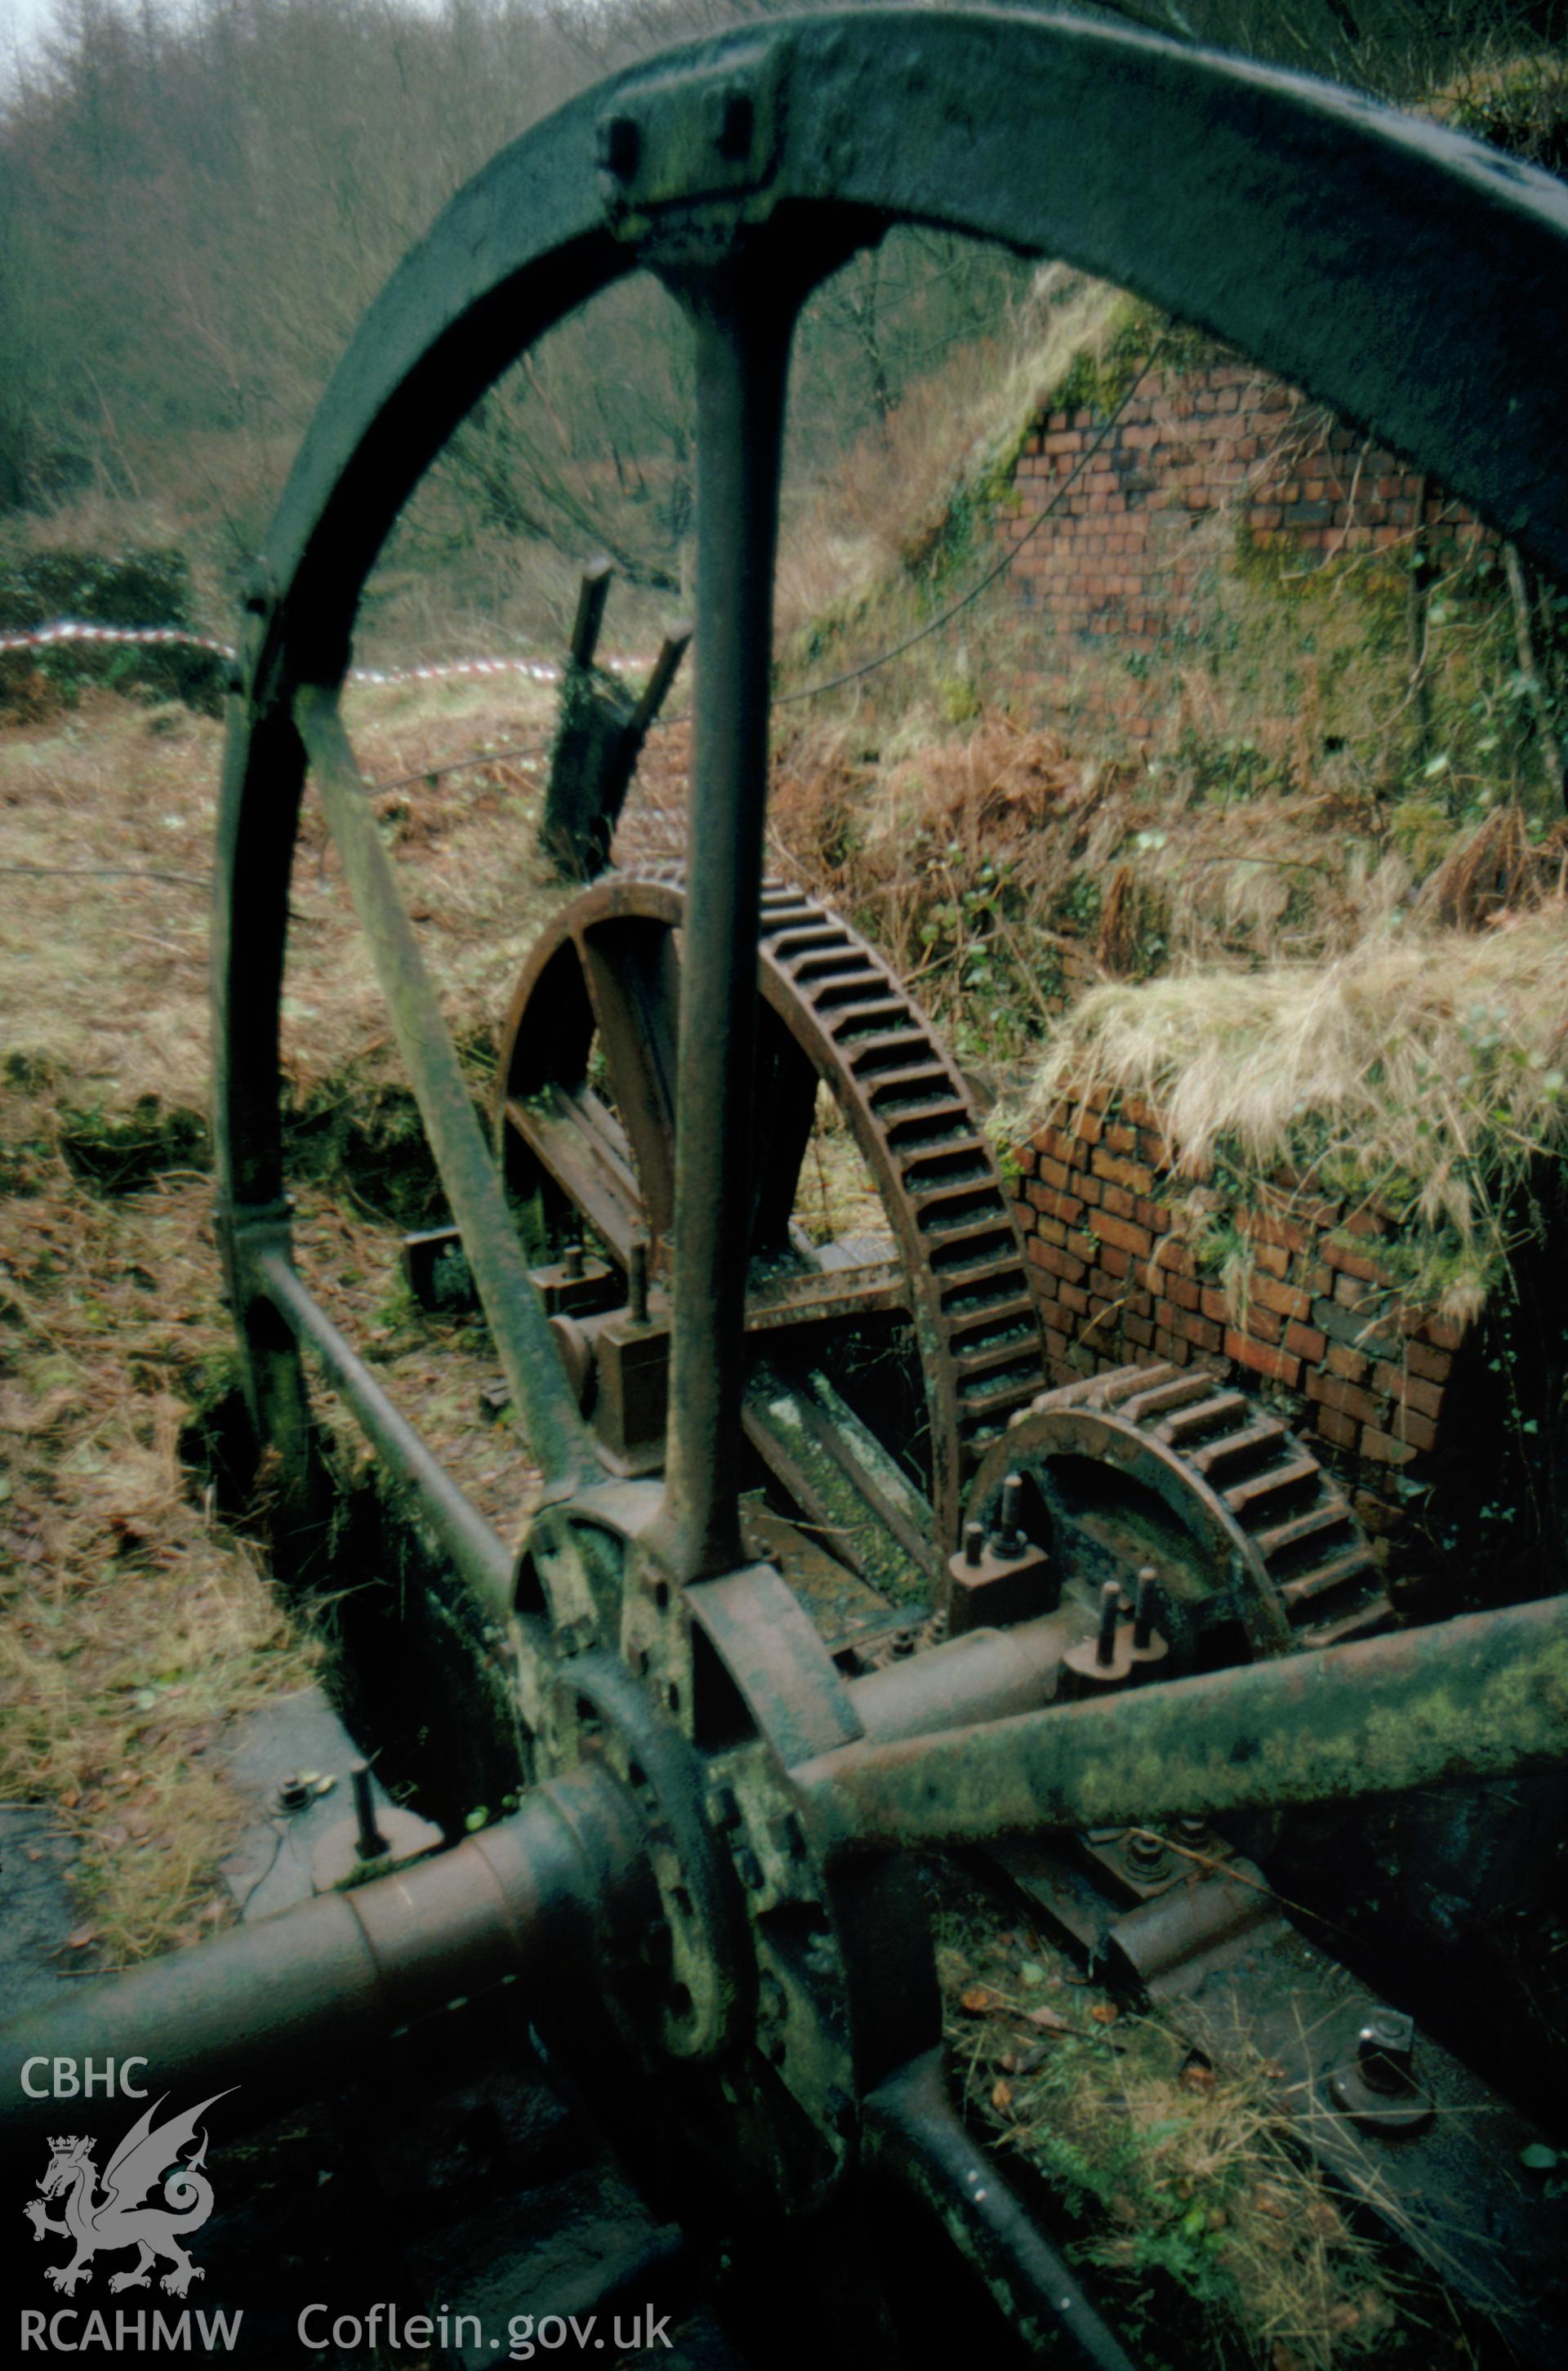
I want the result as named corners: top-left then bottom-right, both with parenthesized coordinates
top-left (350, 1761), bottom-right (389, 1859)
top-left (1, 1766), bottom-right (650, 2171)
top-left (296, 686), bottom-right (599, 1495)
top-left (260, 1247), bottom-right (514, 1618)
top-left (797, 1592), bottom-right (1568, 1850)
top-left (656, 263), bottom-right (800, 1583)
top-left (849, 1611), bottom-right (1077, 1745)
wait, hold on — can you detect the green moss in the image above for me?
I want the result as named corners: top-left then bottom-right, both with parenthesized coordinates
top-left (1388, 795), bottom-right (1457, 874)
top-left (56, 1098), bottom-right (210, 1194)
top-left (1231, 515), bottom-right (1404, 623)
top-left (936, 671), bottom-right (982, 724)
top-left (1053, 871), bottom-right (1102, 934)
top-left (1045, 297), bottom-right (1223, 421)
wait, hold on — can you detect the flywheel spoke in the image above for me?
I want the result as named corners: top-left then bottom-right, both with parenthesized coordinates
top-left (794, 1592), bottom-right (1568, 1848)
top-left (577, 919), bottom-right (681, 1261)
top-left (656, 265), bottom-right (800, 1584)
top-left (295, 686), bottom-right (599, 1497)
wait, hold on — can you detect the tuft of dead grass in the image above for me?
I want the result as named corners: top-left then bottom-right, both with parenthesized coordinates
top-left (1414, 801), bottom-right (1561, 931)
top-left (1013, 904), bottom-right (1568, 1317)
top-left (938, 1901), bottom-right (1405, 2369)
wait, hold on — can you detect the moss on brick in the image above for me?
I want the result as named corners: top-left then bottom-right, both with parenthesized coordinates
top-left (1044, 298), bottom-right (1225, 420)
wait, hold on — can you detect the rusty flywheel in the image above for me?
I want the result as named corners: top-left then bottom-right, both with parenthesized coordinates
top-left (495, 869), bottom-right (1049, 1557)
top-left (8, 16), bottom-right (1568, 2370)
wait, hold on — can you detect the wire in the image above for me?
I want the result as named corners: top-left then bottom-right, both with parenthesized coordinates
top-left (773, 336), bottom-right (1169, 708)
top-left (0, 862), bottom-right (210, 889)
top-left (367, 734), bottom-right (554, 796)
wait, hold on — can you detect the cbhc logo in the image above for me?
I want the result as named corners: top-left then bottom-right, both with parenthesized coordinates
top-left (20, 2059), bottom-right (147, 2097)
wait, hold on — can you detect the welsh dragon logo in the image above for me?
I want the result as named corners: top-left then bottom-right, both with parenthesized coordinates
top-left (24, 2092), bottom-right (233, 2297)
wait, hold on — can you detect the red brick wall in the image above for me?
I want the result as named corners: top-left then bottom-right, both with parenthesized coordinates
top-left (1002, 360), bottom-right (1486, 742)
top-left (1014, 1085), bottom-right (1463, 1537)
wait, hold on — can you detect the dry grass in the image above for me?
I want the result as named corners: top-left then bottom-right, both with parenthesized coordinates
top-left (768, 708), bottom-right (1446, 1081)
top-left (775, 270), bottom-right (1121, 639)
top-left (938, 1898), bottom-right (1404, 2369)
top-left (773, 717), bottom-right (1096, 919)
top-left (0, 672), bottom-right (903, 1964)
top-left (1015, 903), bottom-right (1568, 1317)
top-left (0, 1161), bottom-right (323, 1963)
top-left (0, 672), bottom-right (573, 1960)
top-left (0, 674), bottom-right (570, 1107)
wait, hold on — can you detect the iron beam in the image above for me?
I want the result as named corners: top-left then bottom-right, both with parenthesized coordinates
top-left (296, 688), bottom-right (599, 1495)
top-left (795, 1593), bottom-right (1568, 1849)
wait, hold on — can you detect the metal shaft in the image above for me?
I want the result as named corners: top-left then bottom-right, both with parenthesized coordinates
top-left (797, 1592), bottom-right (1568, 1850)
top-left (657, 262), bottom-right (799, 1583)
top-left (1, 1767), bottom-right (649, 2171)
top-left (849, 1611), bottom-right (1080, 1745)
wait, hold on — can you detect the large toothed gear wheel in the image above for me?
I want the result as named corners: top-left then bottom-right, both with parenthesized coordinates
top-left (496, 869), bottom-right (1047, 1554)
top-left (968, 1362), bottom-right (1389, 1665)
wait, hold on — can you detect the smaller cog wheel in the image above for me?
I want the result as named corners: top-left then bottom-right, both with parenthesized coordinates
top-left (969, 1361), bottom-right (1391, 1662)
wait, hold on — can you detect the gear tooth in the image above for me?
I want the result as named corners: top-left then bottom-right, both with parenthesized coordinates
top-left (1296, 1596), bottom-right (1394, 1649)
top-left (1097, 1362), bottom-right (1183, 1409)
top-left (1278, 1544), bottom-right (1382, 1607)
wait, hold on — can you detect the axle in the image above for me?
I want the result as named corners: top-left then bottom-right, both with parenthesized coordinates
top-left (799, 1590), bottom-right (1568, 1848)
top-left (1, 1763), bottom-right (651, 2171)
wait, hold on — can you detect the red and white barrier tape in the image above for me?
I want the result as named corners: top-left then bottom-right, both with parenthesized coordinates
top-left (0, 619), bottom-right (643, 689)
top-left (0, 621), bottom-right (232, 660)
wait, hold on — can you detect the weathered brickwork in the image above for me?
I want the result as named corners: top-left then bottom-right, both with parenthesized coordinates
top-left (1003, 359), bottom-right (1486, 742)
top-left (1014, 1088), bottom-right (1463, 1535)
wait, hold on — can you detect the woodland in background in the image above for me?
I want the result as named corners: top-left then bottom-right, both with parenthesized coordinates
top-left (2, 0), bottom-right (1566, 654)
